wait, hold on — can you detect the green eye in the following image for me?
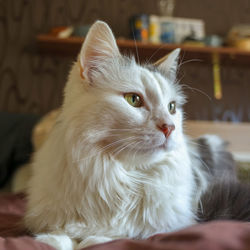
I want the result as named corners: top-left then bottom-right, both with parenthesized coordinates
top-left (124, 93), bottom-right (143, 107)
top-left (168, 101), bottom-right (176, 114)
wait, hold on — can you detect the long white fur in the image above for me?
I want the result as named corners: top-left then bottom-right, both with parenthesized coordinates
top-left (25, 21), bottom-right (206, 249)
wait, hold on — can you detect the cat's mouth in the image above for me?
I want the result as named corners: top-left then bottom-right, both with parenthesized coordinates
top-left (138, 140), bottom-right (171, 155)
top-left (159, 142), bottom-right (168, 150)
top-left (156, 141), bottom-right (173, 152)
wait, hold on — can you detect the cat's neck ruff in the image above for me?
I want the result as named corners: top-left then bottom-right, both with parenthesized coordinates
top-left (64, 131), bottom-right (195, 238)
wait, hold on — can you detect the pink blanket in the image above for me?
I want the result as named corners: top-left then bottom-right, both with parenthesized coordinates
top-left (1, 193), bottom-right (250, 250)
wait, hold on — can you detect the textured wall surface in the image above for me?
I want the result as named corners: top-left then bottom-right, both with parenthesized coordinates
top-left (0, 0), bottom-right (249, 121)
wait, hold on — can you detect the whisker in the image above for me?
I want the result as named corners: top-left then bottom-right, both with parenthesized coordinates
top-left (131, 141), bottom-right (142, 159)
top-left (178, 58), bottom-right (203, 67)
top-left (131, 24), bottom-right (140, 64)
top-left (131, 141), bottom-right (144, 164)
top-left (188, 150), bottom-right (211, 173)
top-left (187, 140), bottom-right (211, 148)
top-left (176, 50), bottom-right (187, 76)
top-left (198, 157), bottom-right (211, 173)
top-left (112, 140), bottom-right (138, 157)
top-left (181, 84), bottom-right (212, 102)
top-left (199, 199), bottom-right (204, 215)
top-left (74, 136), bottom-right (138, 163)
top-left (145, 44), bottom-right (168, 64)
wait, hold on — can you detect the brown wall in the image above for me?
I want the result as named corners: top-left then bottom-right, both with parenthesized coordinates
top-left (0, 0), bottom-right (249, 121)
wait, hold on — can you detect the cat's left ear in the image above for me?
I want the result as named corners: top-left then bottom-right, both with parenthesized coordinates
top-left (154, 48), bottom-right (180, 82)
top-left (79, 21), bottom-right (120, 82)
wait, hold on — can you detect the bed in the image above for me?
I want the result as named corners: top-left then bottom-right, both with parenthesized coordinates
top-left (1, 111), bottom-right (250, 250)
top-left (0, 192), bottom-right (250, 250)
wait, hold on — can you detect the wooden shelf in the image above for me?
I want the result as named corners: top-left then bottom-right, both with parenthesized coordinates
top-left (37, 34), bottom-right (250, 65)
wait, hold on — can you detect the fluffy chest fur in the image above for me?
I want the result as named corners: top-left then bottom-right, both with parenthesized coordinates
top-left (26, 125), bottom-right (195, 240)
top-left (71, 145), bottom-right (194, 239)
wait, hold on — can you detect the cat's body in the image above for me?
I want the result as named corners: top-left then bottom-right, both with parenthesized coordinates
top-left (24, 21), bottom-right (235, 250)
top-left (26, 113), bottom-right (196, 242)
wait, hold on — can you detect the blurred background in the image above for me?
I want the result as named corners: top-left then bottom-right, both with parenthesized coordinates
top-left (0, 0), bottom-right (250, 122)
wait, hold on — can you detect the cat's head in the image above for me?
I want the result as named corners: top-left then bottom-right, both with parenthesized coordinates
top-left (64, 21), bottom-right (186, 165)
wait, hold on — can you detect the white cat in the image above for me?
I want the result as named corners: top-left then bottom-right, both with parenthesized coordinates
top-left (25, 21), bottom-right (208, 250)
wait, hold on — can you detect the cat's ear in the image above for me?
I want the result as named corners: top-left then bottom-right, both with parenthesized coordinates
top-left (79, 21), bottom-right (120, 82)
top-left (154, 48), bottom-right (180, 82)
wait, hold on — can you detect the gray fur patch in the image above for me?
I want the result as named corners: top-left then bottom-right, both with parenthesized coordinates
top-left (195, 135), bottom-right (236, 179)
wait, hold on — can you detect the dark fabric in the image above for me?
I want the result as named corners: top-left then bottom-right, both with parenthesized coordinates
top-left (93, 221), bottom-right (250, 250)
top-left (1, 193), bottom-right (250, 250)
top-left (84, 221), bottom-right (250, 250)
top-left (0, 112), bottom-right (41, 187)
top-left (0, 192), bottom-right (54, 249)
top-left (0, 193), bottom-right (27, 237)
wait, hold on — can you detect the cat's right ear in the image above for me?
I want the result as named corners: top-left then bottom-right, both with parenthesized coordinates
top-left (78, 21), bottom-right (120, 82)
top-left (153, 48), bottom-right (180, 82)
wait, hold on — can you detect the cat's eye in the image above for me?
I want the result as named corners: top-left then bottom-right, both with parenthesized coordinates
top-left (168, 101), bottom-right (176, 114)
top-left (124, 93), bottom-right (143, 107)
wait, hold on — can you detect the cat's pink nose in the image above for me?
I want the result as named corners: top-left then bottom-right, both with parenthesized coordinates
top-left (158, 124), bottom-right (175, 138)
